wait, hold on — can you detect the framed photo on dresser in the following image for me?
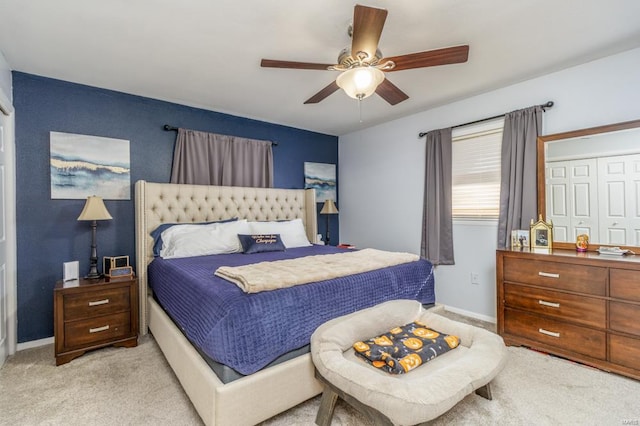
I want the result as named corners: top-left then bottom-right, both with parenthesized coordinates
top-left (530, 215), bottom-right (553, 250)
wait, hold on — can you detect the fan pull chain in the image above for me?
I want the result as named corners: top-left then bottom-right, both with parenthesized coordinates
top-left (358, 98), bottom-right (363, 123)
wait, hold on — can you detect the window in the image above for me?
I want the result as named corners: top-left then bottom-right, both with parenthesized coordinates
top-left (451, 118), bottom-right (504, 218)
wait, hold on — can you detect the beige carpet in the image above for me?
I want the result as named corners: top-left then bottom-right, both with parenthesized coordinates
top-left (1, 313), bottom-right (639, 426)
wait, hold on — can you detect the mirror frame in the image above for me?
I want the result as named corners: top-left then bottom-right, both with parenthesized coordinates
top-left (537, 118), bottom-right (640, 251)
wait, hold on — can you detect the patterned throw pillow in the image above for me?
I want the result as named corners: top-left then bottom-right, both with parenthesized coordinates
top-left (238, 234), bottom-right (286, 254)
top-left (353, 321), bottom-right (460, 374)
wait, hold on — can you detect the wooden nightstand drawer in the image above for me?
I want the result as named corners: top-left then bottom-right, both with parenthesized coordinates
top-left (54, 277), bottom-right (138, 365)
top-left (64, 286), bottom-right (130, 320)
top-left (504, 283), bottom-right (606, 329)
top-left (65, 312), bottom-right (132, 348)
top-left (503, 257), bottom-right (606, 295)
top-left (504, 308), bottom-right (606, 360)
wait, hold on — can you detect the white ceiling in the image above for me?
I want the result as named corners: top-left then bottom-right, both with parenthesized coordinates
top-left (1, 0), bottom-right (639, 136)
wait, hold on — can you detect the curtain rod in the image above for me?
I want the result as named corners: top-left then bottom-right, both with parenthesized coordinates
top-left (163, 124), bottom-right (278, 146)
top-left (418, 101), bottom-right (554, 138)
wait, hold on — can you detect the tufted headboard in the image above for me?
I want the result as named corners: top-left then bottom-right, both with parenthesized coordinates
top-left (134, 180), bottom-right (318, 334)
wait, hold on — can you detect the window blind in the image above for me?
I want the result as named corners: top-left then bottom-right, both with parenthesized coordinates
top-left (452, 119), bottom-right (504, 218)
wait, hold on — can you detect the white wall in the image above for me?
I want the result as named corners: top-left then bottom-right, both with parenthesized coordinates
top-left (339, 47), bottom-right (640, 321)
top-left (0, 51), bottom-right (12, 113)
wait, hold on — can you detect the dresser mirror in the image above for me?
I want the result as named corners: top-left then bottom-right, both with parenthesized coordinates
top-left (537, 119), bottom-right (640, 251)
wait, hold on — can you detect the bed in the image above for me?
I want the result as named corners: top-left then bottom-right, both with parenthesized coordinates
top-left (134, 180), bottom-right (434, 425)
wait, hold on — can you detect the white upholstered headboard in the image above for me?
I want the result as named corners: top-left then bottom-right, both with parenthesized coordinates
top-left (134, 180), bottom-right (318, 334)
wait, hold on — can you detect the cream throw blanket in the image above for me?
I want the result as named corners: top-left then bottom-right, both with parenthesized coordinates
top-left (215, 248), bottom-right (420, 293)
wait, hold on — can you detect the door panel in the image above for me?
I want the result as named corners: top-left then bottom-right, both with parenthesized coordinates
top-left (598, 154), bottom-right (640, 245)
top-left (0, 117), bottom-right (6, 365)
top-left (546, 159), bottom-right (598, 242)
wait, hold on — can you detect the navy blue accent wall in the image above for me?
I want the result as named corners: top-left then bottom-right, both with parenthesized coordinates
top-left (14, 72), bottom-right (338, 342)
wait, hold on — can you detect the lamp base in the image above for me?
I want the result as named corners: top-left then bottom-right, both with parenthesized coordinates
top-left (325, 215), bottom-right (330, 246)
top-left (85, 272), bottom-right (103, 280)
top-left (86, 219), bottom-right (102, 280)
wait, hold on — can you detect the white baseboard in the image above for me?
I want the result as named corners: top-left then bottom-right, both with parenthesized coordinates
top-left (441, 305), bottom-right (496, 324)
top-left (17, 336), bottom-right (54, 351)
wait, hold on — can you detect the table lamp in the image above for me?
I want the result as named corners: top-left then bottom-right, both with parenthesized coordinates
top-left (320, 199), bottom-right (339, 245)
top-left (77, 195), bottom-right (112, 279)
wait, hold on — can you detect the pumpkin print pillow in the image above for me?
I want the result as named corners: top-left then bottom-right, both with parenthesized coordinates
top-left (353, 321), bottom-right (460, 374)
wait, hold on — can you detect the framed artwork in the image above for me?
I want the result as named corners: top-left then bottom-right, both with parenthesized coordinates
top-left (304, 162), bottom-right (336, 202)
top-left (50, 132), bottom-right (131, 200)
top-left (510, 230), bottom-right (529, 250)
top-left (530, 215), bottom-right (553, 250)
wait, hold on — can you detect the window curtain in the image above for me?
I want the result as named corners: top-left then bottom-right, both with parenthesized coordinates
top-left (170, 128), bottom-right (274, 187)
top-left (497, 106), bottom-right (543, 248)
top-left (421, 128), bottom-right (454, 265)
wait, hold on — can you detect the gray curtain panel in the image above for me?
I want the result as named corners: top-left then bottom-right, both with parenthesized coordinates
top-left (170, 128), bottom-right (274, 187)
top-left (497, 105), bottom-right (543, 248)
top-left (421, 128), bottom-right (454, 265)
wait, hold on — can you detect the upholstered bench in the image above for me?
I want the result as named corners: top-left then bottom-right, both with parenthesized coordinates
top-left (310, 300), bottom-right (508, 425)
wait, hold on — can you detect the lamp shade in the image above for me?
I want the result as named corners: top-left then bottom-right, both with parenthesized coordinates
top-left (77, 196), bottom-right (113, 221)
top-left (320, 199), bottom-right (339, 215)
top-left (336, 67), bottom-right (385, 100)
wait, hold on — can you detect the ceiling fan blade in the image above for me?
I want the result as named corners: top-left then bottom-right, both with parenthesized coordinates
top-left (261, 59), bottom-right (333, 71)
top-left (351, 5), bottom-right (388, 62)
top-left (376, 78), bottom-right (409, 105)
top-left (304, 81), bottom-right (340, 104)
top-left (382, 45), bottom-right (469, 72)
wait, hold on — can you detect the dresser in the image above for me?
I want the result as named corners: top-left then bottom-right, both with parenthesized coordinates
top-left (497, 249), bottom-right (640, 380)
top-left (54, 277), bottom-right (138, 365)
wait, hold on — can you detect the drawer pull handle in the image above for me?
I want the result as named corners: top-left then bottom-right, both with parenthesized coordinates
top-left (538, 272), bottom-right (560, 278)
top-left (88, 299), bottom-right (109, 307)
top-left (538, 328), bottom-right (560, 338)
top-left (538, 300), bottom-right (560, 308)
top-left (89, 325), bottom-right (110, 333)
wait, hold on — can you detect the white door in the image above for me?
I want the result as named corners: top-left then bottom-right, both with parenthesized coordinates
top-left (546, 161), bottom-right (571, 242)
top-left (627, 155), bottom-right (640, 246)
top-left (546, 159), bottom-right (598, 242)
top-left (598, 154), bottom-right (640, 245)
top-left (0, 110), bottom-right (8, 365)
top-left (569, 159), bottom-right (599, 242)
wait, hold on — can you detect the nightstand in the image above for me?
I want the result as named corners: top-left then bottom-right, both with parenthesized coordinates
top-left (54, 277), bottom-right (138, 365)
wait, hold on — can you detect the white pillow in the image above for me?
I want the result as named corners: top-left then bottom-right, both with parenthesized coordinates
top-left (159, 222), bottom-right (215, 251)
top-left (161, 220), bottom-right (250, 259)
top-left (248, 218), bottom-right (311, 248)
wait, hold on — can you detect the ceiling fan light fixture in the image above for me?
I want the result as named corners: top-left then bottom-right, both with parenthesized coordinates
top-left (336, 67), bottom-right (385, 100)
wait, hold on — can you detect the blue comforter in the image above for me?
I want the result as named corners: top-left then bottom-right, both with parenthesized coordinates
top-left (148, 245), bottom-right (434, 375)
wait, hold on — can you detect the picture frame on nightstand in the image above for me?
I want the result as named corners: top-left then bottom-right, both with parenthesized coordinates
top-left (103, 255), bottom-right (130, 276)
top-left (105, 265), bottom-right (134, 281)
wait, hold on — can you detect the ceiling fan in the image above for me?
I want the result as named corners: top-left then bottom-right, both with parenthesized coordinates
top-left (261, 4), bottom-right (469, 106)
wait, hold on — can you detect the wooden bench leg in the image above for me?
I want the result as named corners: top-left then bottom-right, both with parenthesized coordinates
top-left (475, 382), bottom-right (493, 400)
top-left (315, 387), bottom-right (339, 426)
top-left (315, 370), bottom-right (394, 426)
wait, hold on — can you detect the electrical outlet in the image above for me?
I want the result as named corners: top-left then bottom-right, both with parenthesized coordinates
top-left (470, 272), bottom-right (480, 285)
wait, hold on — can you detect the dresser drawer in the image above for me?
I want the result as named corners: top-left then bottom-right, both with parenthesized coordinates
top-left (64, 286), bottom-right (131, 320)
top-left (64, 312), bottom-right (132, 349)
top-left (504, 308), bottom-right (606, 359)
top-left (610, 269), bottom-right (640, 302)
top-left (503, 257), bottom-right (606, 295)
top-left (609, 334), bottom-right (640, 371)
top-left (610, 301), bottom-right (640, 336)
top-left (504, 283), bottom-right (606, 329)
